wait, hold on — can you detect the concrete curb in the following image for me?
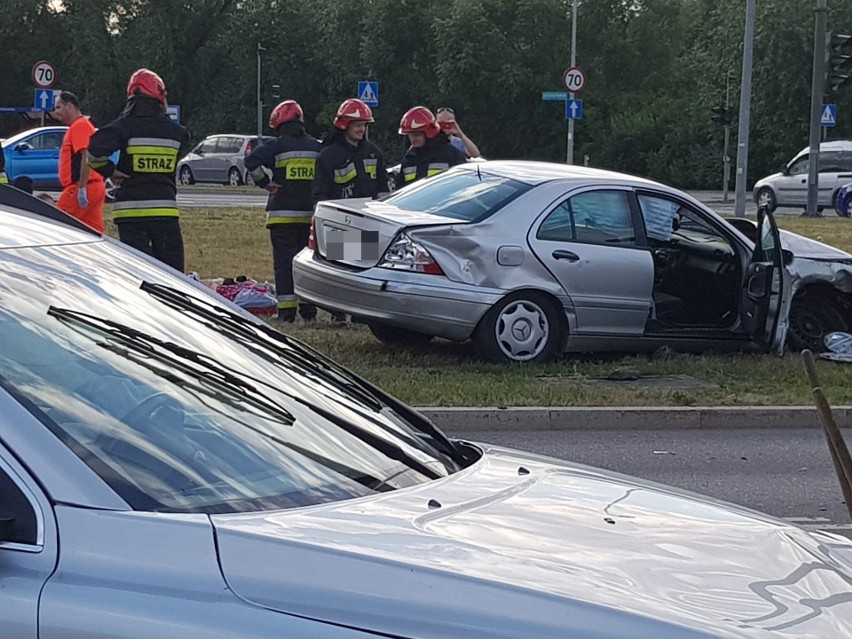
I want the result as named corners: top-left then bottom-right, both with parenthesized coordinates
top-left (415, 406), bottom-right (852, 431)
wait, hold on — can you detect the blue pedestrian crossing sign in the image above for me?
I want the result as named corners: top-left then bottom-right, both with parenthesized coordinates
top-left (357, 81), bottom-right (379, 107)
top-left (821, 103), bottom-right (837, 128)
top-left (33, 88), bottom-right (57, 112)
top-left (566, 98), bottom-right (583, 120)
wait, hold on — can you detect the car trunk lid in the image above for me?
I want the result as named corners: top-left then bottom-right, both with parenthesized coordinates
top-left (312, 198), bottom-right (462, 268)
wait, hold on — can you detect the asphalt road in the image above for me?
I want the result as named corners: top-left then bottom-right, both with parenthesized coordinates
top-left (447, 427), bottom-right (852, 539)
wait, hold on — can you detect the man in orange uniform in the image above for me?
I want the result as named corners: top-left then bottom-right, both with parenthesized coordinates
top-left (53, 91), bottom-right (106, 233)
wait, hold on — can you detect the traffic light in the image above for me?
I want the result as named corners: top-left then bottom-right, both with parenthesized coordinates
top-left (710, 106), bottom-right (733, 125)
top-left (825, 33), bottom-right (852, 93)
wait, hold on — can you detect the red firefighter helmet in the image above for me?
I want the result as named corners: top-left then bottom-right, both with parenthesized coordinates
top-left (398, 106), bottom-right (440, 138)
top-left (126, 68), bottom-right (167, 104)
top-left (269, 100), bottom-right (304, 128)
top-left (333, 98), bottom-right (374, 129)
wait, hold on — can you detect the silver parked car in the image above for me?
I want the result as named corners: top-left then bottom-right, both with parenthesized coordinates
top-left (294, 161), bottom-right (852, 363)
top-left (3, 184), bottom-right (852, 638)
top-left (176, 134), bottom-right (274, 186)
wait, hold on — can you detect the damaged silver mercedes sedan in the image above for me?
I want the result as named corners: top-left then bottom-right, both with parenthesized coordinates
top-left (294, 161), bottom-right (852, 363)
top-left (2, 184), bottom-right (852, 637)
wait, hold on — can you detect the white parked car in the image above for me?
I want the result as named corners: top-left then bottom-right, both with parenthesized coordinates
top-left (2, 184), bottom-right (852, 638)
top-left (753, 140), bottom-right (852, 213)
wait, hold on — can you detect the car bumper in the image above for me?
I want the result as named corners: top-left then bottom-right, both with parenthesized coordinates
top-left (293, 249), bottom-right (501, 340)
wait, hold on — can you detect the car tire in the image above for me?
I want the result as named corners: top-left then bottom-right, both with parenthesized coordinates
top-left (178, 165), bottom-right (194, 186)
top-left (228, 167), bottom-right (242, 186)
top-left (473, 291), bottom-right (563, 363)
top-left (368, 322), bottom-right (433, 346)
top-left (755, 187), bottom-right (777, 213)
top-left (786, 292), bottom-right (848, 352)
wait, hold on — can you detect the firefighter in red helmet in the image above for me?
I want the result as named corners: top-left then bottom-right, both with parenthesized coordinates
top-left (244, 99), bottom-right (322, 322)
top-left (311, 98), bottom-right (389, 324)
top-left (313, 98), bottom-right (389, 202)
top-left (396, 106), bottom-right (466, 189)
top-left (87, 69), bottom-right (190, 271)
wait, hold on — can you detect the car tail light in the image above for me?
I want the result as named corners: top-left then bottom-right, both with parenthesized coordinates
top-left (378, 233), bottom-right (445, 275)
top-left (245, 140), bottom-right (255, 156)
top-left (308, 218), bottom-right (317, 251)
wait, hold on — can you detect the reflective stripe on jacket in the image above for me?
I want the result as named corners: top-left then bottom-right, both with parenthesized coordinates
top-left (244, 131), bottom-right (321, 226)
top-left (88, 100), bottom-right (189, 221)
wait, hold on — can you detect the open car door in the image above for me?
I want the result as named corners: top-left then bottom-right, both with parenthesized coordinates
top-left (740, 206), bottom-right (791, 354)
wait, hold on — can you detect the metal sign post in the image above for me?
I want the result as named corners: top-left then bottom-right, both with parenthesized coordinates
top-left (566, 0), bottom-right (579, 165)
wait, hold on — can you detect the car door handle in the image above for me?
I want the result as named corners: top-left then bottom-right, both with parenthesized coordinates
top-left (552, 250), bottom-right (580, 262)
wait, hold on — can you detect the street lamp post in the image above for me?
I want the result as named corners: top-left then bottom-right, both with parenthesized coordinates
top-left (723, 71), bottom-right (734, 203)
top-left (806, 0), bottom-right (828, 218)
top-left (734, 0), bottom-right (756, 218)
top-left (256, 43), bottom-right (265, 141)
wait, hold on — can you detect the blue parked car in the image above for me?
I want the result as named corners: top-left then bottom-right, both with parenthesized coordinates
top-left (1, 126), bottom-right (67, 189)
top-left (835, 181), bottom-right (852, 218)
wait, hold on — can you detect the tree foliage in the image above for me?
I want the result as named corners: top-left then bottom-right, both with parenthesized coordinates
top-left (1, 0), bottom-right (851, 188)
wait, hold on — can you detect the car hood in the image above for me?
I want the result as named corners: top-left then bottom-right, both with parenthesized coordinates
top-left (212, 444), bottom-right (852, 639)
top-left (781, 229), bottom-right (852, 261)
top-left (780, 230), bottom-right (852, 293)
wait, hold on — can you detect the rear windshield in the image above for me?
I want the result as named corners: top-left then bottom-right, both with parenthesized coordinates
top-left (385, 169), bottom-right (532, 222)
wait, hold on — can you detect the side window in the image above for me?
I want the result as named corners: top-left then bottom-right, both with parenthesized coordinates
top-left (639, 194), bottom-right (734, 254)
top-left (199, 138), bottom-right (217, 153)
top-left (537, 201), bottom-right (573, 241)
top-left (27, 134), bottom-right (48, 150)
top-left (538, 191), bottom-right (634, 245)
top-left (219, 137), bottom-right (242, 154)
top-left (0, 466), bottom-right (38, 546)
top-left (638, 195), bottom-right (678, 241)
top-left (819, 151), bottom-right (844, 173)
top-left (841, 152), bottom-right (852, 171)
top-left (788, 155), bottom-right (809, 175)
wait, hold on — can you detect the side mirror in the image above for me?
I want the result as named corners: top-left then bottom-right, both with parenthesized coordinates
top-left (782, 249), bottom-right (794, 266)
top-left (780, 164), bottom-right (789, 175)
top-left (14, 143), bottom-right (32, 152)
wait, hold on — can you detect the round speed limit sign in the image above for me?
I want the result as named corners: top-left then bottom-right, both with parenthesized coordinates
top-left (562, 66), bottom-right (586, 93)
top-left (32, 60), bottom-right (57, 89)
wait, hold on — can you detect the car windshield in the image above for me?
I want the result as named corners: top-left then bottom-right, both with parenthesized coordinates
top-left (0, 238), bottom-right (467, 514)
top-left (384, 169), bottom-right (532, 221)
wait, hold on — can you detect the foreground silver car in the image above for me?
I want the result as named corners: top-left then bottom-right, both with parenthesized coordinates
top-left (294, 161), bottom-right (852, 362)
top-left (3, 185), bottom-right (852, 638)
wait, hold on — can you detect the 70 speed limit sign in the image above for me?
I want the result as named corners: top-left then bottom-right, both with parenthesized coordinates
top-left (562, 66), bottom-right (586, 93)
top-left (32, 60), bottom-right (57, 89)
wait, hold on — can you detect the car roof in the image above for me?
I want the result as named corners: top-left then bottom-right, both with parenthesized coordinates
top-left (1, 126), bottom-right (68, 147)
top-left (795, 139), bottom-right (852, 154)
top-left (460, 160), bottom-right (664, 189)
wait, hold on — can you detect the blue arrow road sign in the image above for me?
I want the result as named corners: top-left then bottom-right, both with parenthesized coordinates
top-left (821, 103), bottom-right (837, 128)
top-left (541, 91), bottom-right (568, 101)
top-left (566, 98), bottom-right (583, 120)
top-left (357, 81), bottom-right (379, 107)
top-left (165, 105), bottom-right (181, 123)
top-left (34, 89), bottom-right (57, 111)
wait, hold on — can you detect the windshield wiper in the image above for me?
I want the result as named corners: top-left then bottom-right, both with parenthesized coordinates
top-left (140, 281), bottom-right (469, 466)
top-left (48, 306), bottom-right (296, 427)
top-left (50, 305), bottom-right (451, 480)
